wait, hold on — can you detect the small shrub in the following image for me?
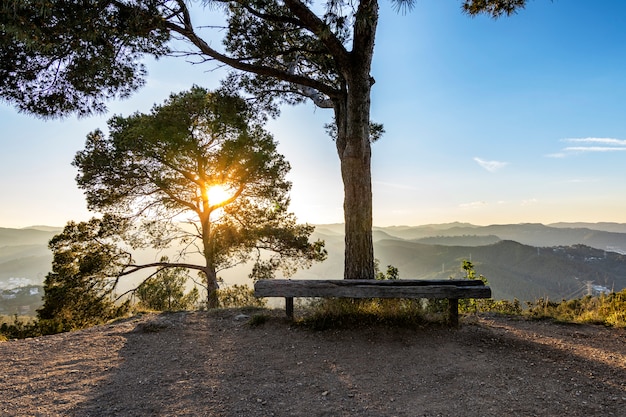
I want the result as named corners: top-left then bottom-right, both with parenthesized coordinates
top-left (456, 260), bottom-right (489, 314)
top-left (522, 290), bottom-right (626, 327)
top-left (374, 258), bottom-right (399, 280)
top-left (217, 284), bottom-right (267, 308)
top-left (0, 315), bottom-right (42, 339)
top-left (424, 298), bottom-right (448, 316)
top-left (601, 291), bottom-right (626, 327)
top-left (473, 298), bottom-right (523, 316)
top-left (301, 298), bottom-right (429, 330)
top-left (37, 300), bottom-right (131, 335)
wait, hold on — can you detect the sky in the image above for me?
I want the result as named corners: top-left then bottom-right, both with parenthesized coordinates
top-left (2, 0), bottom-right (626, 229)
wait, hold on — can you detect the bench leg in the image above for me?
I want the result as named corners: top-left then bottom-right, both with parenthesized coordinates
top-left (448, 298), bottom-right (459, 327)
top-left (285, 297), bottom-right (294, 319)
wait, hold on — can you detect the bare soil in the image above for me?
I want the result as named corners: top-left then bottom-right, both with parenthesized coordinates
top-left (1, 309), bottom-right (625, 417)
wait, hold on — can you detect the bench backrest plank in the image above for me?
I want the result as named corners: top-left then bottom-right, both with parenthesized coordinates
top-left (255, 279), bottom-right (491, 299)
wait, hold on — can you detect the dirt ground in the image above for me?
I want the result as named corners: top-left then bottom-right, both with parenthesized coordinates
top-left (1, 309), bottom-right (625, 417)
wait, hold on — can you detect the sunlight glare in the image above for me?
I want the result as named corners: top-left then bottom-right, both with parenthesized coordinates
top-left (207, 184), bottom-right (232, 206)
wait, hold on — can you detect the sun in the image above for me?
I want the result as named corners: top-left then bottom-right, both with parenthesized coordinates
top-left (207, 184), bottom-right (232, 205)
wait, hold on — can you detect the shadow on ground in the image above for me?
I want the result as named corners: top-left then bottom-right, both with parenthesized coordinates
top-left (63, 310), bottom-right (626, 417)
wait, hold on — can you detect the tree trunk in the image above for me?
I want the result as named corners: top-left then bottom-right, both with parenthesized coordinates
top-left (332, 0), bottom-right (378, 281)
top-left (335, 75), bottom-right (375, 280)
top-left (200, 209), bottom-right (220, 308)
top-left (341, 147), bottom-right (374, 280)
top-left (204, 267), bottom-right (220, 309)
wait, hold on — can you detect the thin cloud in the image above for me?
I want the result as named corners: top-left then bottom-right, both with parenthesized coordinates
top-left (473, 157), bottom-right (508, 173)
top-left (521, 198), bottom-right (539, 206)
top-left (459, 201), bottom-right (487, 209)
top-left (547, 137), bottom-right (626, 157)
top-left (563, 146), bottom-right (626, 153)
top-left (564, 137), bottom-right (626, 146)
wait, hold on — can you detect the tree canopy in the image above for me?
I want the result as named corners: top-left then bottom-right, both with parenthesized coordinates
top-left (1, 0), bottom-right (528, 281)
top-left (37, 215), bottom-right (132, 332)
top-left (72, 87), bottom-right (326, 307)
top-left (0, 1), bottom-right (525, 117)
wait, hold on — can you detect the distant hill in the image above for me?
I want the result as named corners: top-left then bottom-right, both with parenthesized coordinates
top-left (413, 235), bottom-right (501, 246)
top-left (372, 239), bottom-right (626, 302)
top-left (370, 223), bottom-right (626, 254)
top-left (0, 244), bottom-right (51, 264)
top-left (23, 226), bottom-right (64, 233)
top-left (373, 222), bottom-right (479, 240)
top-left (0, 228), bottom-right (59, 288)
top-left (549, 222), bottom-right (626, 234)
top-left (0, 250), bottom-right (51, 283)
top-left (0, 227), bottom-right (59, 247)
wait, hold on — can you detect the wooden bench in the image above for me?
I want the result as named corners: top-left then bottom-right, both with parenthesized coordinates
top-left (254, 279), bottom-right (492, 326)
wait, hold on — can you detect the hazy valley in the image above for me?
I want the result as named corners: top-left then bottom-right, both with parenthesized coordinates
top-left (3, 222), bottom-right (626, 315)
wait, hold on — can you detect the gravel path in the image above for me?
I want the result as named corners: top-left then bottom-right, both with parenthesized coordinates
top-left (1, 309), bottom-right (625, 416)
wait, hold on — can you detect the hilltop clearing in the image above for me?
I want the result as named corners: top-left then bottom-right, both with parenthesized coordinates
top-left (1, 309), bottom-right (625, 416)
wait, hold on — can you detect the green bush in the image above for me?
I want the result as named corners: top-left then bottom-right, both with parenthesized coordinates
top-left (38, 300), bottom-right (131, 335)
top-left (471, 298), bottom-right (523, 316)
top-left (217, 284), bottom-right (267, 308)
top-left (301, 298), bottom-right (430, 330)
top-left (523, 290), bottom-right (626, 327)
top-left (0, 315), bottom-right (42, 340)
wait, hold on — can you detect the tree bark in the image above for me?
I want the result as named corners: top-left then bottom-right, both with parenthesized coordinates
top-left (335, 88), bottom-right (374, 280)
top-left (200, 208), bottom-right (220, 308)
top-left (341, 150), bottom-right (374, 280)
top-left (204, 266), bottom-right (220, 309)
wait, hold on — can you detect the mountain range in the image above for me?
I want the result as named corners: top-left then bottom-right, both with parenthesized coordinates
top-left (2, 223), bottom-right (626, 314)
top-left (304, 223), bottom-right (626, 301)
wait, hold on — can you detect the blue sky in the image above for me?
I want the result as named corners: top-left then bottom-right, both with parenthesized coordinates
top-left (2, 0), bottom-right (626, 228)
